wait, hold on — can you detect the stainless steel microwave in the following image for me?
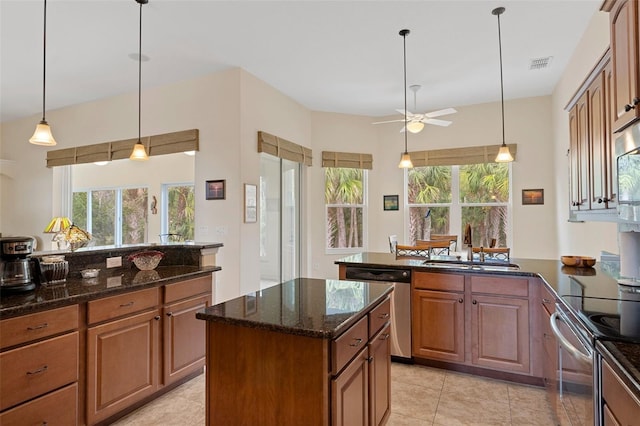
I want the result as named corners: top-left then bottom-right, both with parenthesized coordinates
top-left (616, 123), bottom-right (640, 221)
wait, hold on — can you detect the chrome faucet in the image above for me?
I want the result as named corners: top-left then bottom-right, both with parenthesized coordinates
top-left (463, 224), bottom-right (473, 261)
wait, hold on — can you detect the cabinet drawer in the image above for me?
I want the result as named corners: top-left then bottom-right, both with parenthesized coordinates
top-left (165, 275), bottom-right (212, 304)
top-left (0, 382), bottom-right (77, 426)
top-left (0, 305), bottom-right (78, 349)
top-left (368, 297), bottom-right (391, 339)
top-left (88, 287), bottom-right (160, 324)
top-left (602, 359), bottom-right (640, 423)
top-left (413, 272), bottom-right (464, 292)
top-left (0, 331), bottom-right (78, 410)
top-left (470, 275), bottom-right (528, 297)
top-left (332, 315), bottom-right (368, 375)
top-left (540, 283), bottom-right (556, 315)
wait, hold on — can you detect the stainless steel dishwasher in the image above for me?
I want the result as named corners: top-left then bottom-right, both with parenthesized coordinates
top-left (344, 266), bottom-right (412, 362)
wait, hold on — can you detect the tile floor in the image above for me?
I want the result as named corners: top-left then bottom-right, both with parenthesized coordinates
top-left (112, 363), bottom-right (560, 425)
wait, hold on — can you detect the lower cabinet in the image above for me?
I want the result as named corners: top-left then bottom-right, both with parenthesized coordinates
top-left (601, 358), bottom-right (640, 425)
top-left (368, 323), bottom-right (391, 426)
top-left (412, 271), bottom-right (533, 376)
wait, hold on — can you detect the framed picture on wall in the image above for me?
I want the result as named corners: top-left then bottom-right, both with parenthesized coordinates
top-left (244, 183), bottom-right (257, 223)
top-left (206, 180), bottom-right (226, 200)
top-left (383, 195), bottom-right (399, 211)
top-left (522, 188), bottom-right (544, 205)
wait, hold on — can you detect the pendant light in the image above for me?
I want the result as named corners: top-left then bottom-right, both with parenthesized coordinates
top-left (130, 0), bottom-right (149, 161)
top-left (493, 7), bottom-right (514, 163)
top-left (398, 29), bottom-right (413, 169)
top-left (29, 0), bottom-right (56, 146)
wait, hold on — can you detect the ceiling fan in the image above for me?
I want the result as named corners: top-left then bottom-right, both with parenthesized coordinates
top-left (373, 85), bottom-right (457, 133)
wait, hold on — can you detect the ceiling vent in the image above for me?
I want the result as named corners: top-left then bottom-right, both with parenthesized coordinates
top-left (529, 56), bottom-right (553, 70)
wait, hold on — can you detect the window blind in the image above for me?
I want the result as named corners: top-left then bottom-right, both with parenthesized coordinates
top-left (321, 151), bottom-right (373, 169)
top-left (257, 131), bottom-right (312, 166)
top-left (409, 144), bottom-right (517, 167)
top-left (46, 129), bottom-right (199, 167)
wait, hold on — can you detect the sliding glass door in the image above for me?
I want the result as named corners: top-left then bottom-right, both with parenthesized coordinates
top-left (259, 154), bottom-right (300, 288)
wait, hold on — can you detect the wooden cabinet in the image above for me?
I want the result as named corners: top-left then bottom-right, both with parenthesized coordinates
top-left (86, 289), bottom-right (162, 425)
top-left (411, 271), bottom-right (533, 376)
top-left (368, 323), bottom-right (391, 426)
top-left (332, 346), bottom-right (369, 426)
top-left (569, 92), bottom-right (591, 210)
top-left (0, 305), bottom-right (79, 425)
top-left (601, 358), bottom-right (640, 425)
top-left (539, 284), bottom-right (560, 421)
top-left (609, 0), bottom-right (640, 132)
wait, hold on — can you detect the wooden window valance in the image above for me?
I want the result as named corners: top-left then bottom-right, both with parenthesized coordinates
top-left (257, 131), bottom-right (312, 166)
top-left (321, 151), bottom-right (373, 169)
top-left (409, 144), bottom-right (517, 167)
top-left (46, 129), bottom-right (199, 168)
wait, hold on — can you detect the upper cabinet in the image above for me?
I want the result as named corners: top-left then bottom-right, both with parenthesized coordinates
top-left (609, 0), bottom-right (640, 132)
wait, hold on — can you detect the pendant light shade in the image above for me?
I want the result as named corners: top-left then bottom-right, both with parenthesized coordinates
top-left (29, 0), bottom-right (56, 146)
top-left (492, 7), bottom-right (514, 163)
top-left (130, 0), bottom-right (149, 161)
top-left (398, 29), bottom-right (413, 169)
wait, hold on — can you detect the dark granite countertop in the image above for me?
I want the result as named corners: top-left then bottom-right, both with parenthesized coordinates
top-left (597, 340), bottom-right (640, 400)
top-left (335, 252), bottom-right (640, 391)
top-left (0, 265), bottom-right (221, 319)
top-left (196, 277), bottom-right (393, 339)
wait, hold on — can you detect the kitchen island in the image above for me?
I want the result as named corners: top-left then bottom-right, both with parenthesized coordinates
top-left (196, 278), bottom-right (394, 426)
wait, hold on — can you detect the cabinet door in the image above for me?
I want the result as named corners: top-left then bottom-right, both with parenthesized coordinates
top-left (471, 295), bottom-right (530, 373)
top-left (590, 69), bottom-right (609, 210)
top-left (332, 348), bottom-right (369, 426)
top-left (368, 323), bottom-right (391, 426)
top-left (163, 294), bottom-right (210, 385)
top-left (569, 102), bottom-right (588, 211)
top-left (577, 93), bottom-right (591, 210)
top-left (411, 289), bottom-right (464, 363)
top-left (601, 359), bottom-right (640, 425)
top-left (86, 309), bottom-right (161, 425)
top-left (610, 0), bottom-right (640, 132)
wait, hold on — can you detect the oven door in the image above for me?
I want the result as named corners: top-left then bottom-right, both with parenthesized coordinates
top-left (550, 309), bottom-right (595, 425)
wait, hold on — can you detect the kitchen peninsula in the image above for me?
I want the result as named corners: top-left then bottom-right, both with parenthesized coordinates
top-left (196, 278), bottom-right (393, 426)
top-left (0, 242), bottom-right (221, 426)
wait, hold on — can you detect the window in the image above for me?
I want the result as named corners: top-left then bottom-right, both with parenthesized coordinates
top-left (72, 187), bottom-right (148, 246)
top-left (407, 163), bottom-right (511, 247)
top-left (162, 184), bottom-right (195, 241)
top-left (325, 168), bottom-right (366, 251)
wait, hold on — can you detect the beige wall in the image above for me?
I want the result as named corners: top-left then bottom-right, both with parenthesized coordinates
top-left (0, 6), bottom-right (623, 300)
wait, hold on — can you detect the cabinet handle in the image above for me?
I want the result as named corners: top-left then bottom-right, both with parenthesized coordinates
top-left (27, 323), bottom-right (48, 331)
top-left (349, 338), bottom-right (363, 347)
top-left (119, 301), bottom-right (134, 308)
top-left (378, 313), bottom-right (390, 319)
top-left (367, 356), bottom-right (374, 363)
top-left (543, 333), bottom-right (553, 340)
top-left (542, 298), bottom-right (552, 304)
top-left (380, 333), bottom-right (390, 340)
top-left (154, 316), bottom-right (161, 321)
top-left (26, 365), bottom-right (48, 376)
top-left (624, 97), bottom-right (640, 112)
top-left (472, 300), bottom-right (477, 305)
top-left (166, 312), bottom-right (173, 317)
top-left (458, 298), bottom-right (463, 303)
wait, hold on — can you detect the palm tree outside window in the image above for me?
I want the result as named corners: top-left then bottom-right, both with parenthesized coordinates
top-left (325, 168), bottom-right (367, 251)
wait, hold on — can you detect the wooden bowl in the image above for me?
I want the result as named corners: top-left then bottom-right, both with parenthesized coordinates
top-left (561, 255), bottom-right (596, 268)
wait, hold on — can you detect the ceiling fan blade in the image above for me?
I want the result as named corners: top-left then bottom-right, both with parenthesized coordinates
top-left (425, 107), bottom-right (457, 118)
top-left (424, 118), bottom-right (453, 127)
top-left (372, 119), bottom-right (405, 125)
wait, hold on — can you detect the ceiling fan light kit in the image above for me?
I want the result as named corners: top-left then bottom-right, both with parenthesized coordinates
top-left (398, 29), bottom-right (413, 169)
top-left (29, 0), bottom-right (56, 146)
top-left (492, 6), bottom-right (514, 163)
top-left (130, 0), bottom-right (150, 161)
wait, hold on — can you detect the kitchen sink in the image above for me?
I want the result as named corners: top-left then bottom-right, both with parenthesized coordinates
top-left (421, 260), bottom-right (520, 272)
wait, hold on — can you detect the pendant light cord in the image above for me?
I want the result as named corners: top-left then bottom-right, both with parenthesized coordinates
top-left (497, 10), bottom-right (505, 146)
top-left (138, 0), bottom-right (142, 143)
top-left (41, 0), bottom-right (47, 122)
top-left (402, 30), bottom-right (408, 154)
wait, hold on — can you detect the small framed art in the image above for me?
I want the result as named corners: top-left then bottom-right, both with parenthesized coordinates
top-left (383, 195), bottom-right (399, 211)
top-left (206, 180), bottom-right (226, 200)
top-left (522, 188), bottom-right (544, 205)
top-left (244, 183), bottom-right (257, 223)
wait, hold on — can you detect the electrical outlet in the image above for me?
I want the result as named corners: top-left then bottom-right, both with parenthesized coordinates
top-left (106, 256), bottom-right (122, 268)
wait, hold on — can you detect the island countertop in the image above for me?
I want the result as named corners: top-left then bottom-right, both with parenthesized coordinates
top-left (196, 277), bottom-right (393, 339)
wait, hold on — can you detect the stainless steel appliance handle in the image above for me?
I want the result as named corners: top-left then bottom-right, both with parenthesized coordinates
top-left (549, 312), bottom-right (592, 365)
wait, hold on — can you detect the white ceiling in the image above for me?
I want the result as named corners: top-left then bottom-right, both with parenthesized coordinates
top-left (0, 0), bottom-right (603, 124)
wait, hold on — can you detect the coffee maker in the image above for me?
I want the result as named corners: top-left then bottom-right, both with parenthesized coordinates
top-left (0, 237), bottom-right (37, 292)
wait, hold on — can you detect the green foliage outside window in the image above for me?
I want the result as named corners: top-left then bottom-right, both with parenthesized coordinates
top-left (168, 185), bottom-right (195, 241)
top-left (325, 168), bottom-right (364, 249)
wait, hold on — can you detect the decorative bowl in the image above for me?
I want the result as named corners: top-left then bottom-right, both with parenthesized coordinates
top-left (129, 250), bottom-right (164, 271)
top-left (80, 268), bottom-right (100, 279)
top-left (561, 255), bottom-right (596, 268)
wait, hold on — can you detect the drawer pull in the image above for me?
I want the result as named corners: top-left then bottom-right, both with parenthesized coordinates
top-left (26, 365), bottom-right (48, 376)
top-left (380, 333), bottom-right (390, 340)
top-left (119, 301), bottom-right (135, 308)
top-left (542, 298), bottom-right (552, 304)
top-left (378, 312), bottom-right (390, 319)
top-left (27, 323), bottom-right (48, 331)
top-left (349, 338), bottom-right (363, 347)
top-left (367, 356), bottom-right (374, 363)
